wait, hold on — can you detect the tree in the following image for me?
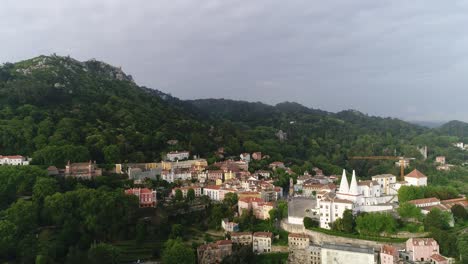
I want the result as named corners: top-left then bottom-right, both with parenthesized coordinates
top-left (397, 202), bottom-right (423, 220)
top-left (303, 217), bottom-right (318, 229)
top-left (170, 224), bottom-right (184, 239)
top-left (398, 186), bottom-right (424, 203)
top-left (457, 232), bottom-right (468, 264)
top-left (186, 188), bottom-right (195, 202)
top-left (33, 177), bottom-right (58, 202)
top-left (342, 209), bottom-right (355, 233)
top-left (162, 239), bottom-right (195, 264)
top-left (356, 212), bottom-right (397, 236)
top-left (424, 208), bottom-right (451, 231)
top-left (103, 145), bottom-right (121, 164)
top-left (0, 220), bottom-right (17, 257)
top-left (87, 243), bottom-right (121, 264)
top-left (451, 204), bottom-right (468, 221)
top-left (223, 192), bottom-right (238, 208)
top-left (174, 189), bottom-right (183, 201)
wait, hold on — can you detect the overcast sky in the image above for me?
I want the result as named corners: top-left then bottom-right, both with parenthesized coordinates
top-left (2, 0), bottom-right (468, 121)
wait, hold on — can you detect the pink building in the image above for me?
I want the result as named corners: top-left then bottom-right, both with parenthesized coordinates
top-left (380, 244), bottom-right (398, 264)
top-left (238, 197), bottom-right (274, 220)
top-left (406, 238), bottom-right (439, 262)
top-left (65, 160), bottom-right (102, 179)
top-left (125, 188), bottom-right (157, 208)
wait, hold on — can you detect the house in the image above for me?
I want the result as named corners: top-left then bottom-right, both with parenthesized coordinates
top-left (166, 151), bottom-right (190, 161)
top-left (240, 153), bottom-right (251, 162)
top-left (317, 193), bottom-right (354, 229)
top-left (430, 254), bottom-right (449, 264)
top-left (197, 240), bottom-right (233, 264)
top-left (161, 168), bottom-right (192, 183)
top-left (203, 185), bottom-right (222, 201)
top-left (252, 232), bottom-right (273, 254)
top-left (125, 188), bottom-right (157, 208)
top-left (288, 233), bottom-right (313, 264)
top-left (255, 170), bottom-right (271, 178)
top-left (371, 174), bottom-right (397, 195)
top-left (65, 161), bottom-right (102, 179)
top-left (404, 169), bottom-right (428, 186)
top-left (269, 161), bottom-right (285, 170)
top-left (47, 166), bottom-right (59, 176)
top-left (172, 186), bottom-right (202, 198)
top-left (221, 219), bottom-right (239, 232)
top-left (0, 155), bottom-right (30, 165)
top-left (435, 156), bottom-right (446, 165)
top-left (380, 244), bottom-right (399, 264)
top-left (408, 197), bottom-right (441, 208)
top-left (231, 232), bottom-right (253, 246)
top-left (238, 197), bottom-right (274, 220)
top-left (252, 152), bottom-right (262, 160)
top-left (321, 243), bottom-right (376, 264)
top-left (405, 238), bottom-right (440, 262)
top-left (207, 170), bottom-right (224, 181)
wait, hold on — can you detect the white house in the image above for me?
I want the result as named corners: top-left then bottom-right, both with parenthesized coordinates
top-left (0, 155), bottom-right (29, 165)
top-left (253, 232), bottom-right (273, 254)
top-left (317, 193), bottom-right (354, 229)
top-left (404, 169), bottom-right (427, 187)
top-left (203, 185), bottom-right (222, 201)
top-left (166, 151), bottom-right (190, 161)
top-left (336, 170), bottom-right (392, 206)
top-left (240, 153), bottom-right (251, 162)
top-left (321, 243), bottom-right (376, 264)
top-left (371, 174), bottom-right (397, 195)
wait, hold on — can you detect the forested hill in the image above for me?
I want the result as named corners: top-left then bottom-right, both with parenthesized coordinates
top-left (0, 55), bottom-right (215, 165)
top-left (2, 55), bottom-right (467, 176)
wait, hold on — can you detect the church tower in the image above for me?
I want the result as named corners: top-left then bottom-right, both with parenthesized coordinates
top-left (349, 170), bottom-right (359, 195)
top-left (338, 169), bottom-right (349, 194)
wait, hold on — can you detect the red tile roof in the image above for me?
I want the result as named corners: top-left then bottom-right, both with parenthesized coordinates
top-left (431, 254), bottom-right (447, 262)
top-left (381, 245), bottom-right (398, 256)
top-left (405, 169), bottom-right (427, 179)
top-left (408, 197), bottom-right (440, 205)
top-left (253, 232), bottom-right (273, 238)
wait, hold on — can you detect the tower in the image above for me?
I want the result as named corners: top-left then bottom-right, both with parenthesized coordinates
top-left (338, 169), bottom-right (349, 194)
top-left (349, 170), bottom-right (359, 195)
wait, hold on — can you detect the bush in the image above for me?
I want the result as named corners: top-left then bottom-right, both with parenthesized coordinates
top-left (303, 217), bottom-right (319, 229)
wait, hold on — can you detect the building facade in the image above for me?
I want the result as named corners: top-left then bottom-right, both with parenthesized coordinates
top-left (252, 232), bottom-right (273, 254)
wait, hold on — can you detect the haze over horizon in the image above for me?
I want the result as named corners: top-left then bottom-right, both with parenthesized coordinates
top-left (2, 0), bottom-right (468, 122)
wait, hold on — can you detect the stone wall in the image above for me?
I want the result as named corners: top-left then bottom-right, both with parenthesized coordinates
top-left (281, 220), bottom-right (405, 250)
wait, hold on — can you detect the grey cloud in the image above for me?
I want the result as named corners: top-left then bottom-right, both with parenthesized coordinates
top-left (1, 0), bottom-right (468, 121)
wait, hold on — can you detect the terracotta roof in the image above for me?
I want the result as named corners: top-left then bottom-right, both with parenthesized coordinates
top-left (239, 197), bottom-right (263, 203)
top-left (204, 185), bottom-right (222, 190)
top-left (253, 232), bottom-right (273, 238)
top-left (405, 169), bottom-right (427, 179)
top-left (231, 232), bottom-right (252, 236)
top-left (408, 197), bottom-right (440, 205)
top-left (430, 254), bottom-right (447, 262)
top-left (381, 245), bottom-right (398, 256)
top-left (0, 155), bottom-right (24, 159)
top-left (289, 233), bottom-right (308, 239)
top-left (216, 240), bottom-right (233, 245)
top-left (441, 197), bottom-right (468, 208)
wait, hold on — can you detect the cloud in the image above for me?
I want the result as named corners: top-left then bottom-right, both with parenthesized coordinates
top-left (1, 0), bottom-right (468, 121)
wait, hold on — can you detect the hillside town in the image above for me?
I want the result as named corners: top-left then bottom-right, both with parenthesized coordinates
top-left (4, 148), bottom-right (466, 264)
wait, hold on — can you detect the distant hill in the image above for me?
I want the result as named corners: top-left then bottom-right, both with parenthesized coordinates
top-left (437, 120), bottom-right (468, 138)
top-left (408, 120), bottom-right (446, 128)
top-left (0, 54), bottom-right (448, 175)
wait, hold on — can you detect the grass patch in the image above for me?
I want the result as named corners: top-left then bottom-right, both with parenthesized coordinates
top-left (113, 240), bottom-right (162, 263)
top-left (308, 227), bottom-right (407, 243)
